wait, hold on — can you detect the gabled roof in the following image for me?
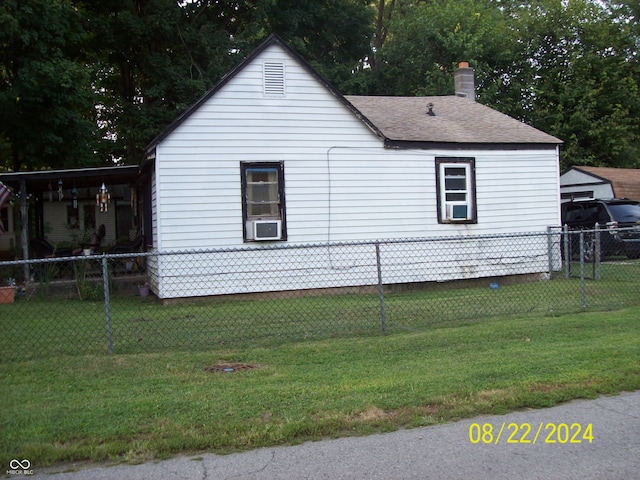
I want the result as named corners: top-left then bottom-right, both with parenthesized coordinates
top-left (144, 34), bottom-right (562, 159)
top-left (143, 34), bottom-right (382, 157)
top-left (569, 166), bottom-right (640, 201)
top-left (345, 96), bottom-right (562, 147)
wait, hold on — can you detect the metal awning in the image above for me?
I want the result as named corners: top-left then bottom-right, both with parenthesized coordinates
top-left (0, 165), bottom-right (140, 192)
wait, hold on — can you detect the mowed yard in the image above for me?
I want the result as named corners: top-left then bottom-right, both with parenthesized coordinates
top-left (1, 304), bottom-right (639, 469)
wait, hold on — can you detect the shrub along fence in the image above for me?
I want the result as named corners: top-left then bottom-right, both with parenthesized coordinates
top-left (1, 228), bottom-right (638, 361)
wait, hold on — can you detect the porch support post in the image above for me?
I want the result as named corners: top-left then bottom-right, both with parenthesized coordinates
top-left (20, 180), bottom-right (29, 282)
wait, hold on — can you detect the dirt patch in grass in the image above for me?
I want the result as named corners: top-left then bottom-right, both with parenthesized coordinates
top-left (475, 387), bottom-right (518, 401)
top-left (355, 406), bottom-right (390, 422)
top-left (531, 382), bottom-right (565, 393)
top-left (204, 362), bottom-right (261, 373)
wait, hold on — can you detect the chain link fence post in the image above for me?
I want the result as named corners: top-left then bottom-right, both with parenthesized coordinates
top-left (547, 226), bottom-right (554, 276)
top-left (101, 255), bottom-right (113, 354)
top-left (375, 242), bottom-right (386, 333)
top-left (594, 224), bottom-right (601, 281)
top-left (579, 231), bottom-right (586, 309)
top-left (563, 224), bottom-right (570, 279)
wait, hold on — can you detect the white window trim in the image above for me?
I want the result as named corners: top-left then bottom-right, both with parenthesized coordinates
top-left (241, 162), bottom-right (287, 242)
top-left (436, 157), bottom-right (477, 224)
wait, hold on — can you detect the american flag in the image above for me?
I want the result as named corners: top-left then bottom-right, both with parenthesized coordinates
top-left (0, 181), bottom-right (12, 235)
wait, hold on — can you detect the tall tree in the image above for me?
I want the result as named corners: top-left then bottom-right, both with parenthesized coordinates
top-left (1, 1), bottom-right (376, 168)
top-left (4, 0), bottom-right (636, 171)
top-left (0, 0), bottom-right (99, 171)
top-left (367, 0), bottom-right (640, 169)
top-left (367, 0), bottom-right (513, 97)
top-left (503, 0), bottom-right (640, 169)
top-left (85, 0), bottom-right (375, 163)
top-left (253, 0), bottom-right (375, 93)
top-left (84, 0), bottom-right (250, 163)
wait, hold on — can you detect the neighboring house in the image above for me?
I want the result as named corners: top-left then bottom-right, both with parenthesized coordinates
top-left (560, 166), bottom-right (640, 202)
top-left (0, 166), bottom-right (140, 260)
top-left (143, 34), bottom-right (562, 299)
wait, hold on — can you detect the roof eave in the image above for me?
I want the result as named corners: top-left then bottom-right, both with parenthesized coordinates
top-left (0, 165), bottom-right (140, 191)
top-left (384, 140), bottom-right (562, 150)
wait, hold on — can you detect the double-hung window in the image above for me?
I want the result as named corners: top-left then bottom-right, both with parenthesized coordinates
top-left (241, 162), bottom-right (287, 241)
top-left (436, 157), bottom-right (477, 223)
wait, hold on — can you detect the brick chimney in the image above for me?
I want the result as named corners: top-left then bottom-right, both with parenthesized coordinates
top-left (454, 62), bottom-right (475, 101)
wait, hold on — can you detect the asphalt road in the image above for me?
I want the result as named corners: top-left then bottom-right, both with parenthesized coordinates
top-left (23, 390), bottom-right (640, 480)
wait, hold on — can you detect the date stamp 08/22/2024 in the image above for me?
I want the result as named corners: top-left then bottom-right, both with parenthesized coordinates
top-left (469, 422), bottom-right (594, 445)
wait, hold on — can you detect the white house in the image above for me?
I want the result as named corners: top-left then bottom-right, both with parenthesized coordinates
top-left (560, 166), bottom-right (640, 203)
top-left (142, 34), bottom-right (563, 299)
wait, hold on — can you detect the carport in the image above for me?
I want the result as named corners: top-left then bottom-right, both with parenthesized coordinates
top-left (0, 166), bottom-right (141, 276)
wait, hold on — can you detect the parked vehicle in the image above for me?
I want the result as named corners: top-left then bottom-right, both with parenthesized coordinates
top-left (561, 198), bottom-right (640, 260)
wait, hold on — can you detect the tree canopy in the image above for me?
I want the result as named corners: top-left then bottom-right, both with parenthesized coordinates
top-left (0, 0), bottom-right (99, 171)
top-left (0, 0), bottom-right (638, 172)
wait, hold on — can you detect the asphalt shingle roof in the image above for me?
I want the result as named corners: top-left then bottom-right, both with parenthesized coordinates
top-left (573, 166), bottom-right (640, 202)
top-left (145, 35), bottom-right (563, 156)
top-left (345, 95), bottom-right (562, 145)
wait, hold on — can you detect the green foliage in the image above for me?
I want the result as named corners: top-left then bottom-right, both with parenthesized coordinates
top-left (368, 0), bottom-right (640, 169)
top-left (501, 0), bottom-right (640, 169)
top-left (71, 0), bottom-right (375, 163)
top-left (83, 0), bottom-right (239, 163)
top-left (369, 0), bottom-right (514, 96)
top-left (251, 0), bottom-right (375, 93)
top-left (72, 259), bottom-right (104, 301)
top-left (0, 0), bottom-right (638, 170)
top-left (0, 0), bottom-right (100, 171)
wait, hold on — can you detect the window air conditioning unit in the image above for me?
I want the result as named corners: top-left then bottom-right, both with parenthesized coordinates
top-left (446, 204), bottom-right (468, 220)
top-left (253, 220), bottom-right (282, 241)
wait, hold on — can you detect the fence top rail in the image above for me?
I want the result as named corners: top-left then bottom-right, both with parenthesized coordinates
top-left (159, 229), bottom-right (571, 256)
top-left (0, 228), bottom-right (577, 267)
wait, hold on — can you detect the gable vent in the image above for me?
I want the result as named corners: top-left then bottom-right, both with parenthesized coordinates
top-left (263, 62), bottom-right (285, 96)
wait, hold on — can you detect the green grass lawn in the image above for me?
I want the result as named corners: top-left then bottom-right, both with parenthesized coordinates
top-left (2, 306), bottom-right (639, 468)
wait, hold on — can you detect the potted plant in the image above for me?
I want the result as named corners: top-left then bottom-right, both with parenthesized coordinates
top-left (138, 282), bottom-right (150, 297)
top-left (0, 278), bottom-right (16, 304)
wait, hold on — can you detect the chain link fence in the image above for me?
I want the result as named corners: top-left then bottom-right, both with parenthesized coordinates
top-left (1, 228), bottom-right (639, 361)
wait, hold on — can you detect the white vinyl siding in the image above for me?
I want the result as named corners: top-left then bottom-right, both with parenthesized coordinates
top-left (154, 44), bottom-right (382, 250)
